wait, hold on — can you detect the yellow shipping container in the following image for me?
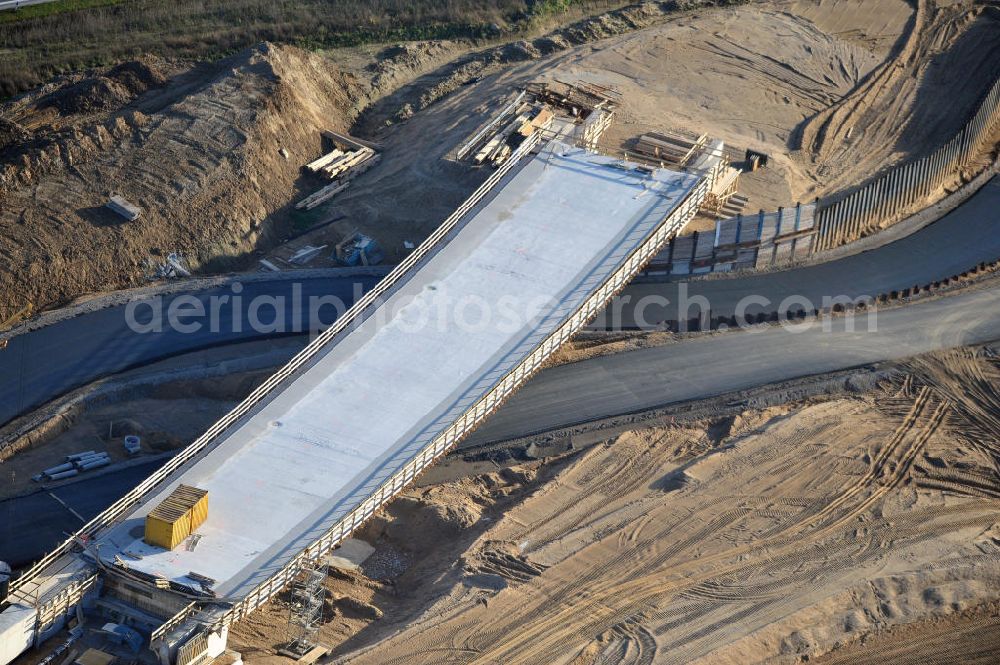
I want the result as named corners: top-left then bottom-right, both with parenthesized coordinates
top-left (145, 485), bottom-right (208, 550)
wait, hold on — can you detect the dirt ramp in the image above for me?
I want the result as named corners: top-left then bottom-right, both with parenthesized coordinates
top-left (796, 0), bottom-right (1000, 192)
top-left (0, 43), bottom-right (360, 312)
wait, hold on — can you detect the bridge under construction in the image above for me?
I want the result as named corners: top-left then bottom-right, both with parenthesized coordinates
top-left (0, 136), bottom-right (706, 665)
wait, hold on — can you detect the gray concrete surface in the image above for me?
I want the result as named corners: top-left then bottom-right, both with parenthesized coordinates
top-left (5, 285), bottom-right (1000, 568)
top-left (3, 178), bottom-right (997, 429)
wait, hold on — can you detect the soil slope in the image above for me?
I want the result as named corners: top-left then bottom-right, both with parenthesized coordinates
top-left (0, 44), bottom-right (361, 312)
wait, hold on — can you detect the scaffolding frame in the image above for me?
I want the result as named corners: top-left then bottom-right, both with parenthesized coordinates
top-left (282, 560), bottom-right (327, 658)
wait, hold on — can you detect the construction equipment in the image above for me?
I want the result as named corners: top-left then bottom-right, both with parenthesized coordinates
top-left (280, 562), bottom-right (328, 659)
top-left (0, 302), bottom-right (32, 350)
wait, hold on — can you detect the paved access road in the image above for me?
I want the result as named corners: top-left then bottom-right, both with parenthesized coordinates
top-left (0, 273), bottom-right (384, 426)
top-left (2, 180), bottom-right (997, 428)
top-left (0, 461), bottom-right (160, 567)
top-left (5, 286), bottom-right (1000, 567)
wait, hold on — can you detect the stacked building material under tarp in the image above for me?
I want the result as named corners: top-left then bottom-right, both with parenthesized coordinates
top-left (145, 485), bottom-right (209, 551)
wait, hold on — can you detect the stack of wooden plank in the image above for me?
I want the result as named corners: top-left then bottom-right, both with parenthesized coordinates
top-left (306, 146), bottom-right (375, 180)
top-left (296, 181), bottom-right (349, 211)
top-left (633, 131), bottom-right (707, 167)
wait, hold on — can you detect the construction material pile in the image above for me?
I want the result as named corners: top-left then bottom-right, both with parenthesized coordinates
top-left (633, 129), bottom-right (708, 167)
top-left (458, 81), bottom-right (619, 166)
top-left (471, 104), bottom-right (553, 166)
top-left (296, 130), bottom-right (380, 211)
top-left (32, 450), bottom-right (111, 482)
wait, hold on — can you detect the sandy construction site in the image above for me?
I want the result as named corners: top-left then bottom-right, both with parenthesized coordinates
top-left (2, 0), bottom-right (1000, 664)
top-left (1, 0), bottom-right (997, 312)
top-left (210, 348), bottom-right (1000, 663)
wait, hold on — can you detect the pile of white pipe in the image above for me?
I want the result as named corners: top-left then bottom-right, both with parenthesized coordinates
top-left (34, 450), bottom-right (112, 481)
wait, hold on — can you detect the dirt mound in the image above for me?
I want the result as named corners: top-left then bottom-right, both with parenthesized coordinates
top-left (37, 59), bottom-right (171, 116)
top-left (105, 59), bottom-right (169, 95)
top-left (42, 76), bottom-right (135, 115)
top-left (0, 42), bottom-right (362, 312)
top-left (796, 0), bottom-right (1000, 192)
top-left (0, 118), bottom-right (29, 152)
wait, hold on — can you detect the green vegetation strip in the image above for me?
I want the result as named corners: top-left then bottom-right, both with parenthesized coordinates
top-left (0, 0), bottom-right (124, 25)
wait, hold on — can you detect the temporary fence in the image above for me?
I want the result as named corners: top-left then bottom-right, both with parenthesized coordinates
top-left (648, 201), bottom-right (817, 275)
top-left (814, 76), bottom-right (1000, 250)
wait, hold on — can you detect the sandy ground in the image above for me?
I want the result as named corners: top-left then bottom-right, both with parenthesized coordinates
top-left (216, 348), bottom-right (1000, 664)
top-left (2, 0), bottom-right (997, 316)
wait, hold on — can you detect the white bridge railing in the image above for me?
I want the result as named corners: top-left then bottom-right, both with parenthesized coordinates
top-left (201, 174), bottom-right (709, 633)
top-left (9, 131), bottom-right (543, 603)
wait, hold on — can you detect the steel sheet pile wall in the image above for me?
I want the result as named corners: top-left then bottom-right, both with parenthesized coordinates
top-left (815, 76), bottom-right (1000, 250)
top-left (649, 202), bottom-right (816, 275)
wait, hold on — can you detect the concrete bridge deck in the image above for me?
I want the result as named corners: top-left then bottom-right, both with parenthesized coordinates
top-left (92, 142), bottom-right (701, 599)
top-left (0, 138), bottom-right (705, 665)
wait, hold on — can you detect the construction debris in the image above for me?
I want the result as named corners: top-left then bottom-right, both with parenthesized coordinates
top-left (106, 195), bottom-right (141, 221)
top-left (335, 232), bottom-right (383, 266)
top-left (258, 259), bottom-right (281, 272)
top-left (288, 245), bottom-right (327, 266)
top-left (295, 181), bottom-right (349, 211)
top-left (147, 252), bottom-right (191, 280)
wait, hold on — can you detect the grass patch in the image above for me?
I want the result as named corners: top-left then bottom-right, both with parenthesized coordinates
top-left (0, 0), bottom-right (124, 25)
top-left (0, 0), bottom-right (621, 98)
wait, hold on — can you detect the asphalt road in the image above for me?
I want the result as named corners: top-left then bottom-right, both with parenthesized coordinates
top-left (0, 461), bottom-right (160, 567)
top-left (2, 179), bottom-right (996, 428)
top-left (0, 274), bottom-right (383, 426)
top-left (5, 286), bottom-right (1000, 568)
top-left (604, 178), bottom-right (1000, 328)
